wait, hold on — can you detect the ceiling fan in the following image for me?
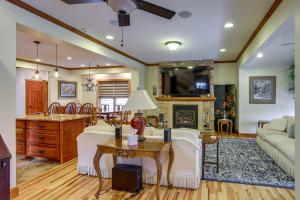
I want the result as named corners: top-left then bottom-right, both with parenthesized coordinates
top-left (61, 0), bottom-right (176, 27)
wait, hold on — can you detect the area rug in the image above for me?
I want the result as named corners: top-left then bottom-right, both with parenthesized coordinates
top-left (203, 138), bottom-right (295, 189)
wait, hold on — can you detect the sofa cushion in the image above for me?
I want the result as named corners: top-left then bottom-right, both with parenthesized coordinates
top-left (256, 128), bottom-right (286, 141)
top-left (289, 124), bottom-right (295, 138)
top-left (264, 134), bottom-right (290, 147)
top-left (265, 118), bottom-right (287, 132)
top-left (275, 140), bottom-right (295, 164)
top-left (283, 116), bottom-right (295, 133)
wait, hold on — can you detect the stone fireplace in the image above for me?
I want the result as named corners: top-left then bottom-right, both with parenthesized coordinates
top-left (173, 105), bottom-right (198, 129)
top-left (155, 97), bottom-right (215, 132)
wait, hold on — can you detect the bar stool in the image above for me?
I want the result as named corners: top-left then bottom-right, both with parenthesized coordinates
top-left (217, 119), bottom-right (233, 135)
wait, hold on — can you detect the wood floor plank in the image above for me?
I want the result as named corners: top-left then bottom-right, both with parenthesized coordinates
top-left (13, 159), bottom-right (295, 200)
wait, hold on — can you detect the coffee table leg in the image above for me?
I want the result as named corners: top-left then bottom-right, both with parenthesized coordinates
top-left (93, 148), bottom-right (103, 199)
top-left (154, 155), bottom-right (162, 200)
top-left (167, 144), bottom-right (174, 188)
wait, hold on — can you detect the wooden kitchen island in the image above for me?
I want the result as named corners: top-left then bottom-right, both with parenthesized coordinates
top-left (16, 114), bottom-right (90, 163)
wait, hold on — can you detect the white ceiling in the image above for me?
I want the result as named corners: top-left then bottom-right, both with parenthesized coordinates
top-left (243, 17), bottom-right (295, 68)
top-left (22, 0), bottom-right (275, 64)
top-left (17, 25), bottom-right (121, 68)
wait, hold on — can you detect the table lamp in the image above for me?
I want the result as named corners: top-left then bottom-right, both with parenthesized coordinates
top-left (123, 89), bottom-right (157, 141)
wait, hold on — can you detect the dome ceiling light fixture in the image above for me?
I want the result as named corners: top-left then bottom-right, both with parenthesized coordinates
top-left (165, 41), bottom-right (182, 51)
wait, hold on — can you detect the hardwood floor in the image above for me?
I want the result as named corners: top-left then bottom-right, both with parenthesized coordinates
top-left (13, 159), bottom-right (295, 200)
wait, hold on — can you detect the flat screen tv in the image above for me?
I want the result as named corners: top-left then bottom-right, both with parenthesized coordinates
top-left (161, 66), bottom-right (211, 97)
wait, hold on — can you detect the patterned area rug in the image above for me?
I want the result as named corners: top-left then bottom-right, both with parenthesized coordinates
top-left (16, 156), bottom-right (59, 184)
top-left (203, 138), bottom-right (295, 189)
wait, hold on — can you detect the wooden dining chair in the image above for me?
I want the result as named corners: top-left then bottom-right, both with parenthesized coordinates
top-left (79, 103), bottom-right (95, 126)
top-left (64, 103), bottom-right (77, 114)
top-left (115, 105), bottom-right (123, 112)
top-left (48, 102), bottom-right (61, 114)
top-left (100, 104), bottom-right (109, 112)
top-left (80, 103), bottom-right (94, 115)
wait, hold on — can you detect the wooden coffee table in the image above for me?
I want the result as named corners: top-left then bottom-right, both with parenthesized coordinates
top-left (93, 138), bottom-right (174, 200)
top-left (201, 135), bottom-right (219, 178)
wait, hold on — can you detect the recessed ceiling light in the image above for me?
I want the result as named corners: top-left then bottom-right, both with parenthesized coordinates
top-left (67, 57), bottom-right (72, 60)
top-left (187, 66), bottom-right (194, 69)
top-left (105, 35), bottom-right (114, 40)
top-left (174, 68), bottom-right (179, 71)
top-left (81, 64), bottom-right (85, 67)
top-left (178, 11), bottom-right (192, 19)
top-left (224, 22), bottom-right (234, 28)
top-left (35, 58), bottom-right (41, 62)
top-left (220, 48), bottom-right (226, 52)
top-left (106, 63), bottom-right (111, 66)
top-left (165, 41), bottom-right (182, 51)
top-left (256, 52), bottom-right (263, 58)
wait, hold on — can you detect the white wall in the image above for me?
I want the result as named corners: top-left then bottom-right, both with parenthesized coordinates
top-left (214, 63), bottom-right (237, 85)
top-left (294, 1), bottom-right (300, 198)
top-left (0, 4), bottom-right (17, 188)
top-left (16, 68), bottom-right (48, 116)
top-left (238, 65), bottom-right (295, 133)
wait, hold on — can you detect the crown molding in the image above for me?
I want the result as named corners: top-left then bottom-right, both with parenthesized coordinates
top-left (16, 58), bottom-right (69, 70)
top-left (9, 0), bottom-right (283, 66)
top-left (16, 57), bottom-right (126, 70)
top-left (235, 0), bottom-right (283, 62)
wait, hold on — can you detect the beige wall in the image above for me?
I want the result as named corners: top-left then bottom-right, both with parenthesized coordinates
top-left (238, 65), bottom-right (295, 133)
top-left (294, 1), bottom-right (300, 198)
top-left (145, 63), bottom-right (238, 99)
top-left (16, 63), bottom-right (140, 111)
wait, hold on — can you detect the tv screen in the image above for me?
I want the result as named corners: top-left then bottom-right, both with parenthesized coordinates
top-left (161, 66), bottom-right (211, 96)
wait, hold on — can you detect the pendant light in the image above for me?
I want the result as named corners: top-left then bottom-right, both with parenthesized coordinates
top-left (54, 44), bottom-right (59, 78)
top-left (82, 63), bottom-right (97, 92)
top-left (33, 41), bottom-right (41, 80)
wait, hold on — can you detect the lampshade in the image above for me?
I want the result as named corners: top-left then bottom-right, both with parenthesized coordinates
top-left (123, 90), bottom-right (157, 111)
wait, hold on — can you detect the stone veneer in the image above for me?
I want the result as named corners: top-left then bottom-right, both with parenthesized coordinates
top-left (155, 66), bottom-right (215, 133)
top-left (157, 100), bottom-right (215, 132)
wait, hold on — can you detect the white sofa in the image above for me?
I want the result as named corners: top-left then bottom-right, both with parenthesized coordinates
top-left (77, 124), bottom-right (202, 189)
top-left (256, 116), bottom-right (295, 178)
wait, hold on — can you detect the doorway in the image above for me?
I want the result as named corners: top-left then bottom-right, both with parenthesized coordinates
top-left (25, 80), bottom-right (48, 114)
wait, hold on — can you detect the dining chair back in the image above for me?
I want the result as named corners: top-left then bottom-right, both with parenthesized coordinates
top-left (48, 102), bottom-right (61, 114)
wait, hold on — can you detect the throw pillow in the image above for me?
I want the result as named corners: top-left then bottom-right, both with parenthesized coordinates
top-left (265, 118), bottom-right (287, 132)
top-left (289, 124), bottom-right (295, 138)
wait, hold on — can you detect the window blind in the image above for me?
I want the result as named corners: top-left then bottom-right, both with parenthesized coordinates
top-left (98, 81), bottom-right (129, 98)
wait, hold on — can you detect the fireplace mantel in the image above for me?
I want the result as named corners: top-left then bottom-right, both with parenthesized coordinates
top-left (155, 96), bottom-right (216, 102)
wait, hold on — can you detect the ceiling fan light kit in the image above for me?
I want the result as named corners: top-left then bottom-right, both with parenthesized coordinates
top-left (165, 41), bottom-right (182, 51)
top-left (62, 0), bottom-right (176, 27)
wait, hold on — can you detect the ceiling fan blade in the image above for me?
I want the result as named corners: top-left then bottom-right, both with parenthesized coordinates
top-left (61, 0), bottom-right (103, 4)
top-left (137, 0), bottom-right (176, 19)
top-left (118, 14), bottom-right (130, 27)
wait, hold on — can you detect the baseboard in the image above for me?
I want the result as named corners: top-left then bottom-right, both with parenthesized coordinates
top-left (237, 132), bottom-right (257, 138)
top-left (10, 186), bottom-right (19, 199)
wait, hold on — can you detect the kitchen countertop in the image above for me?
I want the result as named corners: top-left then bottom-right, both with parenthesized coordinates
top-left (16, 114), bottom-right (91, 122)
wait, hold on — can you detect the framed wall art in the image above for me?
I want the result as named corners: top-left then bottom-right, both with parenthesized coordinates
top-left (58, 81), bottom-right (77, 98)
top-left (249, 76), bottom-right (276, 104)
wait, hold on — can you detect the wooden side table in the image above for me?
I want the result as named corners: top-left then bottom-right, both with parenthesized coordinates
top-left (217, 119), bottom-right (233, 134)
top-left (93, 138), bottom-right (174, 200)
top-left (201, 135), bottom-right (219, 178)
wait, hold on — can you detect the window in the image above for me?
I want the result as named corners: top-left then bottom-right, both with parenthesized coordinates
top-left (98, 80), bottom-right (130, 112)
